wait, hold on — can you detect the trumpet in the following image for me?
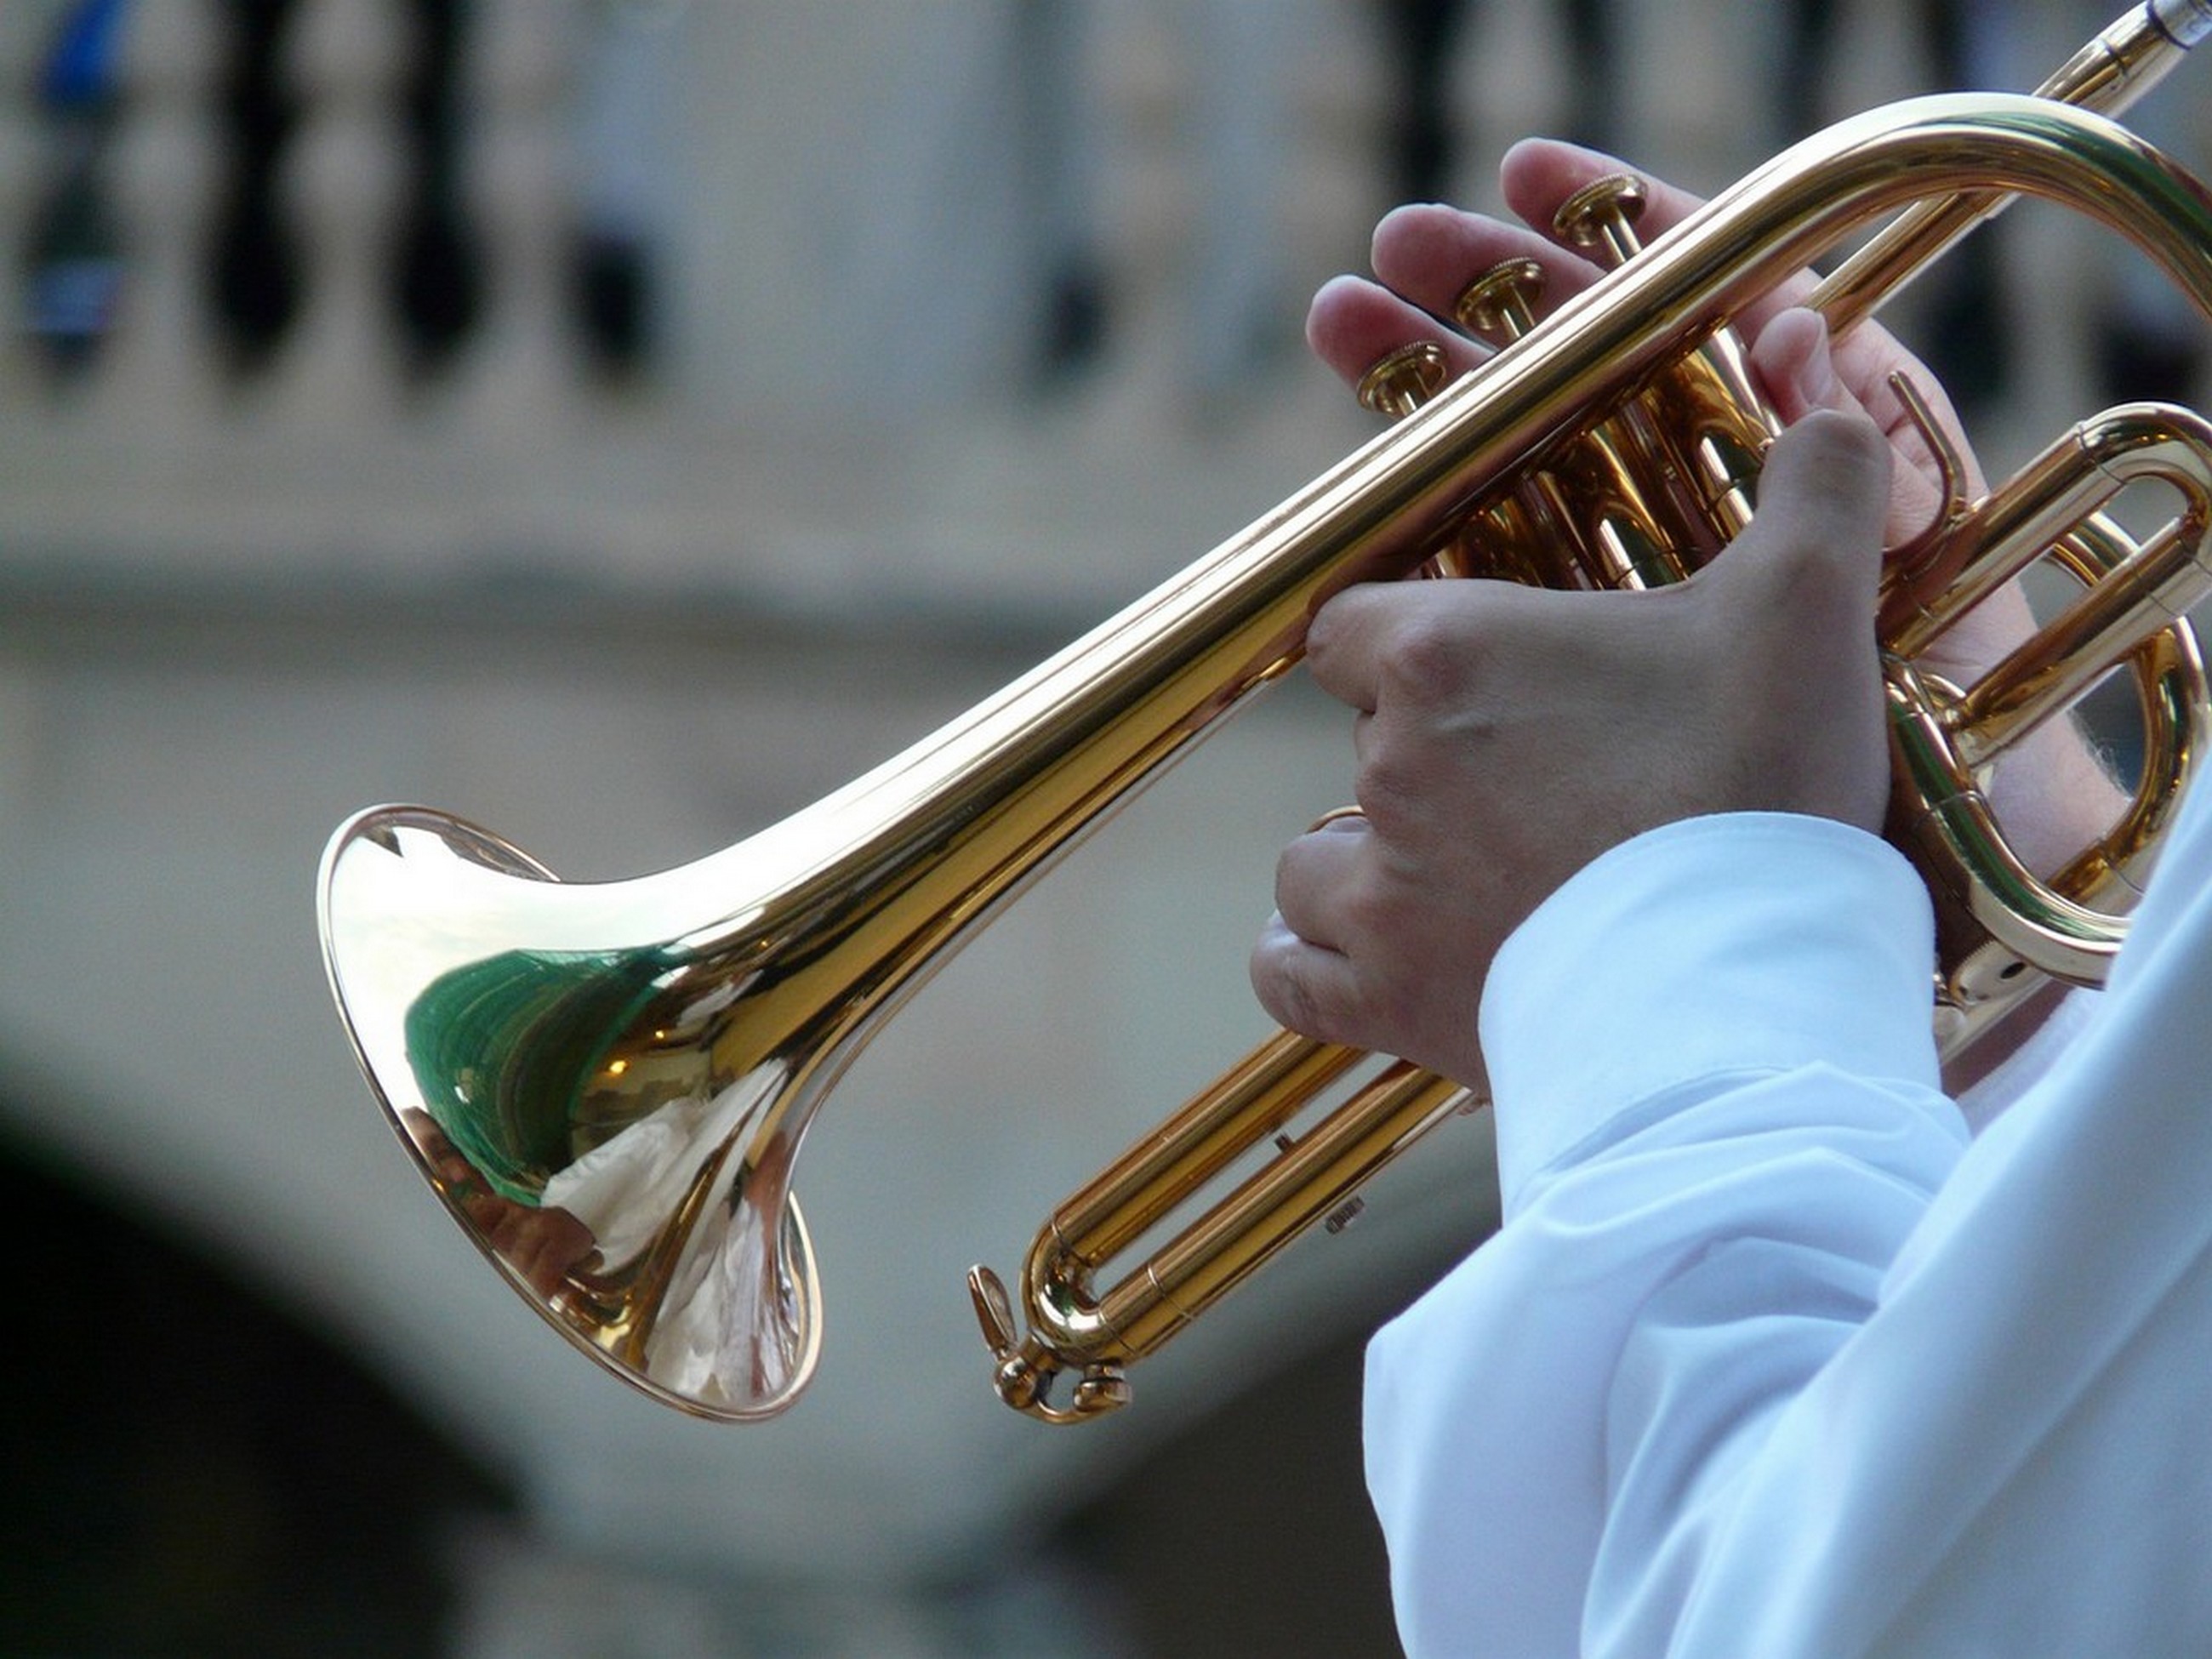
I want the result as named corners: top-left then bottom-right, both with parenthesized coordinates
top-left (319, 2), bottom-right (2212, 1425)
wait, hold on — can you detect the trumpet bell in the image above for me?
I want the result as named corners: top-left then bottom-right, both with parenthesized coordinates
top-left (319, 805), bottom-right (824, 1420)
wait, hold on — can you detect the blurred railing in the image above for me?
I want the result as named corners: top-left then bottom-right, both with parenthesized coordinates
top-left (4, 1), bottom-right (662, 405)
top-left (0, 0), bottom-right (722, 614)
top-left (5, 0), bottom-right (2203, 628)
top-left (0, 0), bottom-right (1404, 635)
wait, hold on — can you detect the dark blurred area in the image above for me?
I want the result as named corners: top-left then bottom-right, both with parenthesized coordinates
top-left (0, 1126), bottom-right (513, 1657)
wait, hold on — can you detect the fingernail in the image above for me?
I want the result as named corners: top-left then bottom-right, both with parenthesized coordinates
top-left (1793, 313), bottom-right (1840, 409)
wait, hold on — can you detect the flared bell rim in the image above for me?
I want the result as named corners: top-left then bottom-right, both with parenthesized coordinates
top-left (316, 804), bottom-right (827, 1423)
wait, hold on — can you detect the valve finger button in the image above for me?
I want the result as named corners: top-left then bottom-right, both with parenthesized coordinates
top-left (1453, 257), bottom-right (1546, 341)
top-left (1554, 174), bottom-right (1650, 267)
top-left (1356, 339), bottom-right (1451, 418)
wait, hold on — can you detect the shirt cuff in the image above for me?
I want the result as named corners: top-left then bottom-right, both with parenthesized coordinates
top-left (1480, 812), bottom-right (1941, 1215)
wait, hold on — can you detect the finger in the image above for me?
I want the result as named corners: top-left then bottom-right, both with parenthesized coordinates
top-left (1269, 812), bottom-right (1374, 952)
top-left (1308, 577), bottom-right (1529, 721)
top-left (1754, 306), bottom-right (1970, 469)
top-left (1250, 912), bottom-right (1372, 1048)
top-left (1752, 306), bottom-right (1960, 540)
top-left (1753, 306), bottom-right (1853, 425)
top-left (1709, 408), bottom-right (1896, 830)
top-left (1500, 137), bottom-right (1711, 248)
top-left (1497, 137), bottom-right (1833, 345)
top-left (1303, 584), bottom-right (1393, 712)
top-left (1366, 202), bottom-right (1597, 338)
top-left (1306, 581), bottom-right (1489, 716)
top-left (1315, 197), bottom-right (1622, 397)
top-left (510, 1222), bottom-right (573, 1300)
top-left (1500, 137), bottom-right (1988, 480)
top-left (1308, 273), bottom-right (1490, 394)
top-left (478, 1198), bottom-right (527, 1253)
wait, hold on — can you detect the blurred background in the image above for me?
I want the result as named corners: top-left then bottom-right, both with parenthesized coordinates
top-left (0, 1), bottom-right (2205, 1653)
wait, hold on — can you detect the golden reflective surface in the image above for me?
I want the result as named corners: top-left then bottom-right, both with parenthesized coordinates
top-left (322, 55), bottom-right (2212, 1423)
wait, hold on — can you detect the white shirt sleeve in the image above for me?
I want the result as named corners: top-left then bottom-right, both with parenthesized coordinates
top-left (1364, 804), bottom-right (2212, 1657)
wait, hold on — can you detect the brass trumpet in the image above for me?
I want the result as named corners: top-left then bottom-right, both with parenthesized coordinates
top-left (319, 2), bottom-right (2212, 1425)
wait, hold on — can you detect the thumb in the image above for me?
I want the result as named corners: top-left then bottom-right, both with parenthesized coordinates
top-left (1751, 304), bottom-right (1968, 542)
top-left (1753, 305), bottom-right (1848, 425)
top-left (1720, 407), bottom-right (1892, 619)
top-left (1704, 408), bottom-right (1895, 831)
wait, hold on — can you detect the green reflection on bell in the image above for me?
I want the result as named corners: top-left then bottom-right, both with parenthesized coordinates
top-left (405, 947), bottom-right (674, 1205)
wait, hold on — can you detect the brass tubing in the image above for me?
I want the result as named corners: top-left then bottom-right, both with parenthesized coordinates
top-left (1892, 511), bottom-right (2210, 1018)
top-left (1815, 0), bottom-right (2208, 333)
top-left (1889, 669), bottom-right (2132, 984)
top-left (1041, 1063), bottom-right (1471, 1363)
top-left (1941, 411), bottom-right (2212, 767)
top-left (1955, 521), bottom-right (2212, 768)
top-left (1042, 1029), bottom-right (1370, 1271)
top-left (1135, 1065), bottom-right (1468, 1320)
top-left (1543, 176), bottom-right (1758, 579)
top-left (2027, 525), bottom-right (2205, 906)
top-left (1888, 410), bottom-right (2212, 650)
top-left (972, 100), bottom-right (2212, 1412)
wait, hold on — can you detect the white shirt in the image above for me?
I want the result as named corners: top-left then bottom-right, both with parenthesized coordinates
top-left (1365, 802), bottom-right (2212, 1656)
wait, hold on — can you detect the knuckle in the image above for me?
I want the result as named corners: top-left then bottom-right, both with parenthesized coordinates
top-left (1305, 585), bottom-right (1372, 664)
top-left (1353, 754), bottom-right (1420, 840)
top-left (1353, 720), bottom-right (1483, 847)
top-left (1374, 607), bottom-right (1477, 707)
top-left (1252, 950), bottom-right (1337, 1045)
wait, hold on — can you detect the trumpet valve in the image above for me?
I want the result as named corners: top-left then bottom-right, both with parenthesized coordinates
top-left (1554, 173), bottom-right (1650, 267)
top-left (1453, 257), bottom-right (1546, 341)
top-left (1356, 339), bottom-right (1451, 418)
